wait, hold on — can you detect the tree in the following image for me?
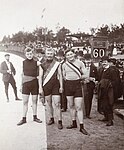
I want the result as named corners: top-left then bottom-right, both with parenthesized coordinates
top-left (90, 27), bottom-right (97, 35)
top-left (109, 24), bottom-right (124, 43)
top-left (2, 35), bottom-right (10, 43)
top-left (56, 27), bottom-right (70, 45)
top-left (96, 24), bottom-right (110, 37)
top-left (11, 31), bottom-right (25, 43)
top-left (46, 30), bottom-right (54, 43)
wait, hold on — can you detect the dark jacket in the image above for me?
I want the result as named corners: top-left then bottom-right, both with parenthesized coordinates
top-left (98, 66), bottom-right (119, 100)
top-left (98, 79), bottom-right (114, 105)
top-left (109, 66), bottom-right (122, 98)
top-left (89, 63), bottom-right (98, 80)
top-left (0, 61), bottom-right (16, 82)
top-left (86, 62), bottom-right (98, 89)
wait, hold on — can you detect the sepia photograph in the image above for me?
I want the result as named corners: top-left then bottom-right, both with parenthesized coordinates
top-left (0, 0), bottom-right (124, 149)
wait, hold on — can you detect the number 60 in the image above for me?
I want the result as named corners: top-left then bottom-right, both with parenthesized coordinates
top-left (93, 49), bottom-right (105, 58)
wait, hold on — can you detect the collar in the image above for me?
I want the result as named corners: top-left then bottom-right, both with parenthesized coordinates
top-left (104, 65), bottom-right (109, 69)
top-left (5, 60), bottom-right (10, 64)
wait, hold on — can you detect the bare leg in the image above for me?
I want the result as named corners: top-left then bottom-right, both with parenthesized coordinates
top-left (74, 97), bottom-right (83, 124)
top-left (52, 95), bottom-right (62, 120)
top-left (75, 97), bottom-right (88, 135)
top-left (52, 95), bottom-right (63, 129)
top-left (32, 95), bottom-right (38, 116)
top-left (67, 96), bottom-right (76, 121)
top-left (17, 94), bottom-right (29, 126)
top-left (22, 94), bottom-right (30, 117)
top-left (32, 95), bottom-right (42, 123)
top-left (45, 95), bottom-right (53, 118)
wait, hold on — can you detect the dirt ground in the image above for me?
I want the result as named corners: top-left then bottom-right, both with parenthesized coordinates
top-left (46, 96), bottom-right (124, 150)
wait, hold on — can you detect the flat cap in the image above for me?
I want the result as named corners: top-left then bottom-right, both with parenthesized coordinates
top-left (5, 53), bottom-right (10, 56)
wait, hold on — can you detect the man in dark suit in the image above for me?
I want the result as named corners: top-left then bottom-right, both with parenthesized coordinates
top-left (97, 56), bottom-right (117, 126)
top-left (0, 54), bottom-right (21, 102)
top-left (83, 54), bottom-right (98, 119)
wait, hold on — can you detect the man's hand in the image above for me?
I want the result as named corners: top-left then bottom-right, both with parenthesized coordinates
top-left (39, 94), bottom-right (45, 106)
top-left (19, 86), bottom-right (22, 93)
top-left (59, 87), bottom-right (64, 93)
top-left (7, 70), bottom-right (11, 74)
top-left (89, 77), bottom-right (95, 82)
top-left (39, 88), bottom-right (44, 96)
top-left (37, 61), bottom-right (41, 66)
top-left (84, 78), bottom-right (90, 83)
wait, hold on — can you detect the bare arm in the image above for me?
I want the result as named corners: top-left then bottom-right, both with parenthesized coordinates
top-left (38, 65), bottom-right (44, 95)
top-left (58, 64), bottom-right (63, 93)
top-left (80, 61), bottom-right (87, 79)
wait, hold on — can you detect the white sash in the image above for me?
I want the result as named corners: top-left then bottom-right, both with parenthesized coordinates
top-left (43, 61), bottom-right (60, 86)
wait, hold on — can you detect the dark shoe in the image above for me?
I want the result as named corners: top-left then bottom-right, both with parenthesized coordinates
top-left (15, 98), bottom-right (22, 101)
top-left (17, 119), bottom-right (26, 126)
top-left (66, 124), bottom-right (77, 129)
top-left (58, 123), bottom-right (63, 130)
top-left (106, 120), bottom-right (113, 126)
top-left (98, 118), bottom-right (108, 122)
top-left (80, 128), bottom-right (89, 135)
top-left (61, 108), bottom-right (66, 112)
top-left (34, 118), bottom-right (42, 123)
top-left (47, 119), bottom-right (54, 125)
top-left (86, 115), bottom-right (91, 119)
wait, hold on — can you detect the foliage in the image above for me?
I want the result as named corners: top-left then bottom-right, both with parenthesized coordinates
top-left (1, 23), bottom-right (124, 45)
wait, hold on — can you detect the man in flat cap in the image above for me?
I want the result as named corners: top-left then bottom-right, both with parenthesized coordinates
top-left (0, 54), bottom-right (21, 102)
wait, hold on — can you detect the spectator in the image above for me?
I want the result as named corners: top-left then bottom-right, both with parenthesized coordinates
top-left (0, 54), bottom-right (21, 102)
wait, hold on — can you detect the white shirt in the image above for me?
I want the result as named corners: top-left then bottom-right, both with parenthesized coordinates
top-left (5, 60), bottom-right (11, 74)
top-left (85, 66), bottom-right (90, 78)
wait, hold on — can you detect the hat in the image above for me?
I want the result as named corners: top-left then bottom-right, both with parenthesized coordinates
top-left (5, 53), bottom-right (10, 57)
top-left (77, 50), bottom-right (83, 57)
top-left (101, 56), bottom-right (109, 62)
top-left (84, 53), bottom-right (91, 60)
top-left (35, 48), bottom-right (45, 54)
top-left (56, 50), bottom-right (64, 56)
top-left (109, 58), bottom-right (116, 65)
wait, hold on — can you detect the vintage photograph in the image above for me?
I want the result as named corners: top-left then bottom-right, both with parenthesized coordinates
top-left (0, 0), bottom-right (124, 150)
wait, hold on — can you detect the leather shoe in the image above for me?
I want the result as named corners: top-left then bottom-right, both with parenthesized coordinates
top-left (15, 98), bottom-right (22, 101)
top-left (34, 118), bottom-right (42, 123)
top-left (80, 128), bottom-right (89, 135)
top-left (106, 120), bottom-right (113, 126)
top-left (17, 119), bottom-right (26, 126)
top-left (86, 115), bottom-right (91, 119)
top-left (66, 124), bottom-right (77, 129)
top-left (61, 108), bottom-right (67, 112)
top-left (58, 123), bottom-right (63, 130)
top-left (47, 119), bottom-right (54, 125)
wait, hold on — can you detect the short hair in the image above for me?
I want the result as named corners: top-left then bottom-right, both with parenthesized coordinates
top-left (24, 47), bottom-right (34, 54)
top-left (45, 48), bottom-right (55, 54)
top-left (64, 49), bottom-right (74, 55)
